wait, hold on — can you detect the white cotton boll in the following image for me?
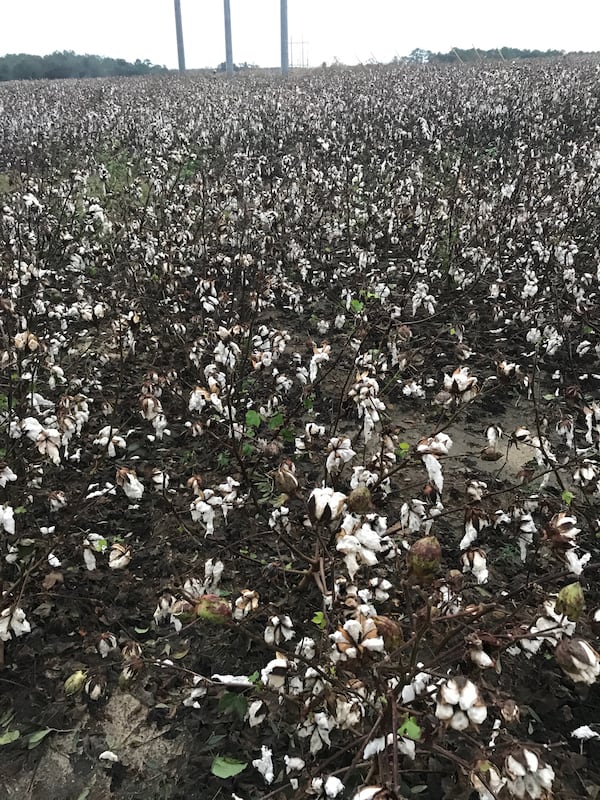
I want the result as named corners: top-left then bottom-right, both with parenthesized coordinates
top-left (506, 755), bottom-right (527, 778)
top-left (440, 678), bottom-right (461, 706)
top-left (363, 736), bottom-right (386, 759)
top-left (246, 700), bottom-right (267, 727)
top-left (284, 756), bottom-right (306, 773)
top-left (422, 453), bottom-right (443, 493)
top-left (0, 504), bottom-right (15, 535)
top-left (523, 749), bottom-right (538, 773)
top-left (343, 552), bottom-right (361, 580)
top-left (467, 703), bottom-right (488, 725)
top-left (83, 546), bottom-right (97, 571)
top-left (99, 751), bottom-right (120, 762)
top-left (324, 776), bottom-right (345, 797)
top-left (295, 637), bottom-right (316, 660)
top-left (398, 737), bottom-right (416, 760)
top-left (252, 746), bottom-right (274, 784)
top-left (458, 680), bottom-right (479, 711)
top-left (571, 725), bottom-right (600, 740)
top-left (449, 710), bottom-right (470, 731)
top-left (0, 465), bottom-right (17, 488)
top-left (537, 765), bottom-right (555, 789)
top-left (565, 549), bottom-right (591, 576)
top-left (435, 702), bottom-right (454, 721)
top-left (355, 524), bottom-right (382, 552)
top-left (460, 521), bottom-right (478, 551)
top-left (469, 648), bottom-right (494, 669)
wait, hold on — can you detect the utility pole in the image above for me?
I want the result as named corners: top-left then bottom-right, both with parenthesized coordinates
top-left (280, 0), bottom-right (289, 76)
top-left (173, 0), bottom-right (186, 73)
top-left (224, 0), bottom-right (234, 76)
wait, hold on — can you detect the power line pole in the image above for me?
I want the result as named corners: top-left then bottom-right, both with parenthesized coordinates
top-left (224, 0), bottom-right (234, 76)
top-left (280, 0), bottom-right (289, 76)
top-left (173, 0), bottom-right (186, 73)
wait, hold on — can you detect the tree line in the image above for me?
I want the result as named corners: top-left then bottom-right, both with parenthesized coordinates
top-left (407, 47), bottom-right (571, 64)
top-left (0, 51), bottom-right (167, 82)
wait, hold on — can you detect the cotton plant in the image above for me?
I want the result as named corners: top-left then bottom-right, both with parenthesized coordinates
top-left (348, 370), bottom-right (386, 442)
top-left (555, 638), bottom-right (600, 685)
top-left (502, 747), bottom-right (555, 800)
top-left (308, 486), bottom-right (347, 526)
top-left (462, 548), bottom-right (489, 584)
top-left (309, 341), bottom-right (331, 382)
top-left (362, 732), bottom-right (417, 763)
top-left (264, 614), bottom-right (295, 646)
top-left (325, 436), bottom-right (356, 476)
top-left (460, 507), bottom-right (491, 551)
top-left (510, 599), bottom-right (577, 659)
top-left (442, 366), bottom-right (479, 406)
top-left (115, 466), bottom-right (144, 502)
top-left (297, 710), bottom-right (336, 755)
top-left (544, 511), bottom-right (590, 576)
top-left (0, 504), bottom-right (16, 535)
top-left (0, 464), bottom-right (17, 488)
top-left (330, 614), bottom-right (385, 662)
top-left (434, 676), bottom-right (488, 731)
top-left (93, 425), bottom-right (126, 457)
top-left (0, 603), bottom-right (31, 642)
top-left (335, 512), bottom-right (393, 580)
top-left (189, 476), bottom-right (244, 535)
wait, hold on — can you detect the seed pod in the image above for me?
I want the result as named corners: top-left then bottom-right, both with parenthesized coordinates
top-left (195, 593), bottom-right (232, 624)
top-left (273, 459), bottom-right (299, 494)
top-left (407, 536), bottom-right (442, 583)
top-left (84, 675), bottom-right (107, 701)
top-left (555, 582), bottom-right (585, 621)
top-left (556, 637), bottom-right (600, 684)
top-left (373, 616), bottom-right (403, 650)
top-left (64, 669), bottom-right (87, 696)
top-left (346, 486), bottom-right (372, 514)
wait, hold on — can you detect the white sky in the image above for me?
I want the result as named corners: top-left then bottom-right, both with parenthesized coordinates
top-left (0, 1), bottom-right (598, 69)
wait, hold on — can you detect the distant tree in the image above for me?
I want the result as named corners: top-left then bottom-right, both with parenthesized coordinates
top-left (408, 48), bottom-right (431, 64)
top-left (427, 47), bottom-right (566, 65)
top-left (0, 51), bottom-right (168, 82)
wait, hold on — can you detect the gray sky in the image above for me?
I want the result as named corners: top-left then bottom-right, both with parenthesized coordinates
top-left (1, 1), bottom-right (598, 69)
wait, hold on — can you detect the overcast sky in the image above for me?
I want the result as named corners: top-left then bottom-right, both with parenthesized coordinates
top-left (1, 1), bottom-right (598, 69)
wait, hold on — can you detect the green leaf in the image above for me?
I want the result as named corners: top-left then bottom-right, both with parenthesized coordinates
top-left (311, 611), bottom-right (327, 629)
top-left (268, 412), bottom-right (284, 430)
top-left (218, 692), bottom-right (248, 719)
top-left (543, 393), bottom-right (556, 401)
top-left (247, 671), bottom-right (260, 685)
top-left (562, 489), bottom-right (574, 506)
top-left (134, 626), bottom-right (149, 634)
top-left (398, 715), bottom-right (422, 741)
top-left (245, 410), bottom-right (261, 429)
top-left (13, 506), bottom-right (27, 515)
top-left (211, 756), bottom-right (248, 779)
top-left (217, 451), bottom-right (231, 468)
top-left (241, 443), bottom-right (255, 457)
top-left (350, 298), bottom-right (364, 314)
top-left (0, 730), bottom-right (20, 745)
top-left (280, 427), bottom-right (295, 443)
top-left (395, 442), bottom-right (410, 458)
top-left (27, 729), bottom-right (52, 749)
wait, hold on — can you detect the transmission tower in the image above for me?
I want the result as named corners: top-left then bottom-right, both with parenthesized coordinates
top-left (173, 0), bottom-right (186, 72)
top-left (224, 0), bottom-right (234, 75)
